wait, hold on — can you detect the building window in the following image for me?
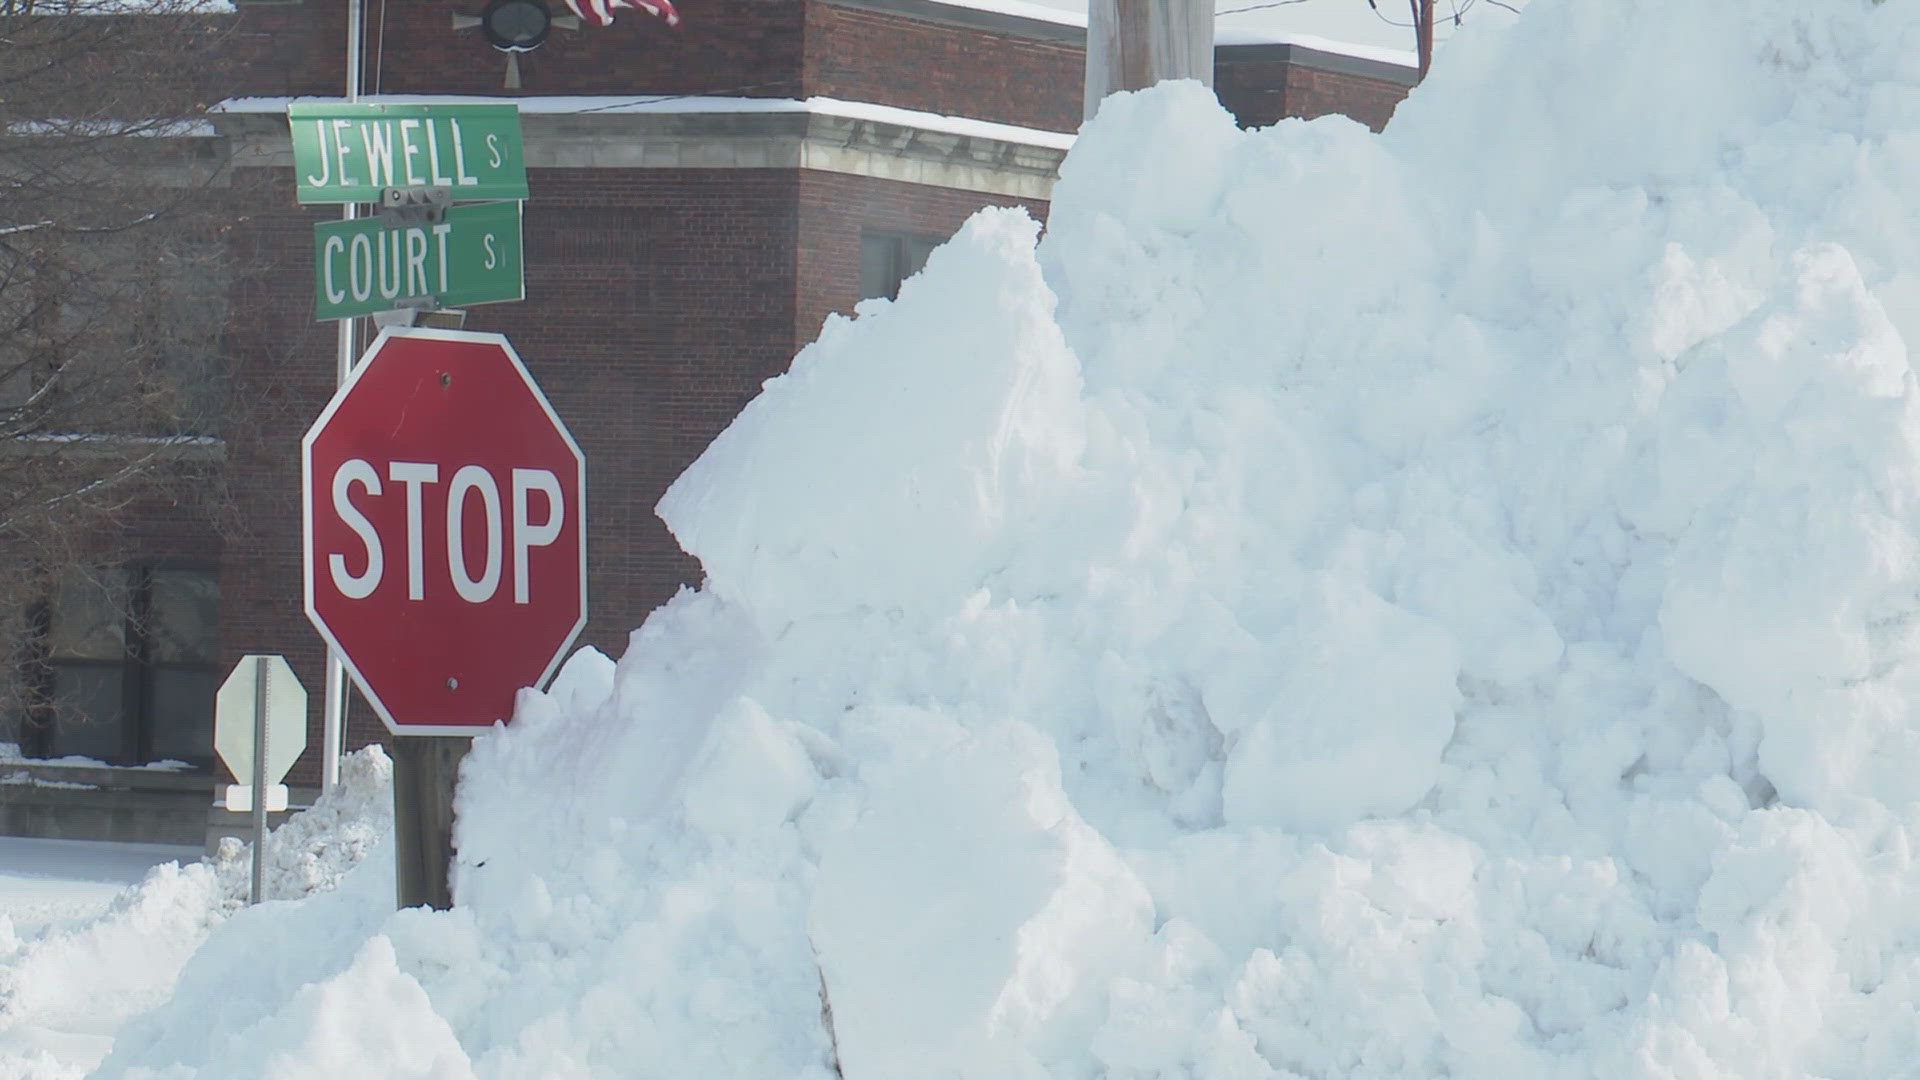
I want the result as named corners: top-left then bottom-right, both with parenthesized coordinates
top-left (25, 565), bottom-right (219, 767)
top-left (859, 230), bottom-right (942, 302)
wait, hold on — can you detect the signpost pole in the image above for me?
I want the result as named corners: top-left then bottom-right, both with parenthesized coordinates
top-left (288, 61), bottom-right (542, 915)
top-left (393, 735), bottom-right (467, 910)
top-left (321, 0), bottom-right (366, 797)
top-left (250, 654), bottom-right (269, 905)
top-left (214, 655), bottom-right (308, 907)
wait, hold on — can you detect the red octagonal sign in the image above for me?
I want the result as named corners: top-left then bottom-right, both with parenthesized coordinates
top-left (304, 328), bottom-right (586, 736)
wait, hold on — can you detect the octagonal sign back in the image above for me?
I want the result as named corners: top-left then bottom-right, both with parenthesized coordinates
top-left (303, 328), bottom-right (586, 736)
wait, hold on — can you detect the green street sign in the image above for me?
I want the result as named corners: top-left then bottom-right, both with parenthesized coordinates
top-left (288, 103), bottom-right (528, 205)
top-left (313, 201), bottom-right (524, 320)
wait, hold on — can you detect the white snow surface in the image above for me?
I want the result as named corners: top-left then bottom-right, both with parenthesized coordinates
top-left (95, 1), bottom-right (1920, 1076)
top-left (0, 749), bottom-right (392, 1080)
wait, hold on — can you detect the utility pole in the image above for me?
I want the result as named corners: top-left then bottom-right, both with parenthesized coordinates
top-left (1084, 0), bottom-right (1213, 121)
top-left (1411, 0), bottom-right (1434, 78)
top-left (320, 0), bottom-right (366, 796)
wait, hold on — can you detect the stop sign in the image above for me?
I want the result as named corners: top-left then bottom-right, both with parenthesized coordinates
top-left (303, 328), bottom-right (586, 736)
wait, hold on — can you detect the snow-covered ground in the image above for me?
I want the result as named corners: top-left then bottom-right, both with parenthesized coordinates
top-left (0, 752), bottom-right (392, 1080)
top-left (14, 0), bottom-right (1920, 1076)
top-left (0, 840), bottom-right (202, 945)
top-left (0, 839), bottom-right (204, 1079)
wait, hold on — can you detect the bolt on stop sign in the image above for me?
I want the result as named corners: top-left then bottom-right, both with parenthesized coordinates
top-left (303, 328), bottom-right (586, 736)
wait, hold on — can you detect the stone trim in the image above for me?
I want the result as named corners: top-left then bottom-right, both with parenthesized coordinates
top-left (215, 107), bottom-right (1067, 200)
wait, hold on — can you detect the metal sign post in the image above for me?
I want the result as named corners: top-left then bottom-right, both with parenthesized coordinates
top-left (213, 655), bottom-right (308, 905)
top-left (291, 16), bottom-right (539, 903)
top-left (320, 0), bottom-right (368, 799)
top-left (249, 656), bottom-right (269, 904)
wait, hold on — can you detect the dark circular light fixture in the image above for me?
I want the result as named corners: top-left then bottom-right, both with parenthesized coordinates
top-left (481, 0), bottom-right (552, 52)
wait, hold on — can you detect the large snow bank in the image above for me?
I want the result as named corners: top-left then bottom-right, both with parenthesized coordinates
top-left (99, 0), bottom-right (1920, 1076)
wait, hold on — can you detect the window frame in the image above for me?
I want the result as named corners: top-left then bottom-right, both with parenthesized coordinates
top-left (21, 561), bottom-right (220, 769)
top-left (859, 229), bottom-right (944, 303)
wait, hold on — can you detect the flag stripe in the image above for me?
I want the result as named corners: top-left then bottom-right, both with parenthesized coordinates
top-left (559, 0), bottom-right (680, 28)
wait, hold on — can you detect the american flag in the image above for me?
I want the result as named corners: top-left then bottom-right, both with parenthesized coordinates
top-left (561, 0), bottom-right (682, 28)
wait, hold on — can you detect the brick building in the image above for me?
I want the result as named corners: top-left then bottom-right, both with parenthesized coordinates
top-left (0, 0), bottom-right (1416, 842)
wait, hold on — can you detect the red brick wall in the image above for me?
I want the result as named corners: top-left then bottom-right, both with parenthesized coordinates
top-left (219, 0), bottom-right (806, 100)
top-left (802, 2), bottom-right (1082, 133)
top-left (1282, 64), bottom-right (1409, 130)
top-left (496, 167), bottom-right (802, 656)
top-left (216, 1), bottom-right (355, 98)
top-left (1213, 57), bottom-right (1292, 129)
top-left (219, 0), bottom-right (1081, 127)
top-left (1214, 49), bottom-right (1413, 132)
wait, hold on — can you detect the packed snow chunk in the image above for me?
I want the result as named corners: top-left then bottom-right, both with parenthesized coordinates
top-left (1653, 243), bottom-right (1920, 812)
top-left (681, 698), bottom-right (820, 842)
top-left (811, 722), bottom-right (1154, 1079)
top-left (1212, 572), bottom-right (1460, 832)
top-left (658, 208), bottom-right (1086, 629)
top-left (455, 591), bottom-right (764, 909)
top-left (210, 743), bottom-right (395, 904)
top-left (1044, 80), bottom-right (1434, 408)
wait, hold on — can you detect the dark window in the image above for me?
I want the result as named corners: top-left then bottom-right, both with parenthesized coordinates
top-left (859, 230), bottom-right (942, 302)
top-left (27, 565), bottom-right (218, 767)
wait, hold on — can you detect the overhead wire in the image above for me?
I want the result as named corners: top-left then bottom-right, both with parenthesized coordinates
top-left (1215, 0), bottom-right (1314, 16)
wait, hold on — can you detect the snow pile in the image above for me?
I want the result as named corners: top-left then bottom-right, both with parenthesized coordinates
top-left (98, 0), bottom-right (1920, 1076)
top-left (0, 749), bottom-right (391, 1079)
top-left (207, 744), bottom-right (395, 905)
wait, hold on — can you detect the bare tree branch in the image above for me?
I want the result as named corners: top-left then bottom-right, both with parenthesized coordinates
top-left (0, 0), bottom-right (246, 745)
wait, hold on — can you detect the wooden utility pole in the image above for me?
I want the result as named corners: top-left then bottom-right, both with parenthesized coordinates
top-left (1084, 0), bottom-right (1214, 121)
top-left (1411, 0), bottom-right (1434, 78)
top-left (393, 736), bottom-right (467, 909)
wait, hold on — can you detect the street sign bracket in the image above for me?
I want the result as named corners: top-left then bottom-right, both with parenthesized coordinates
top-left (380, 185), bottom-right (452, 226)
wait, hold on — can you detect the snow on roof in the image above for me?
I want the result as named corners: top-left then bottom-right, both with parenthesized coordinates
top-left (919, 0), bottom-right (1085, 27)
top-left (1212, 27), bottom-right (1417, 67)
